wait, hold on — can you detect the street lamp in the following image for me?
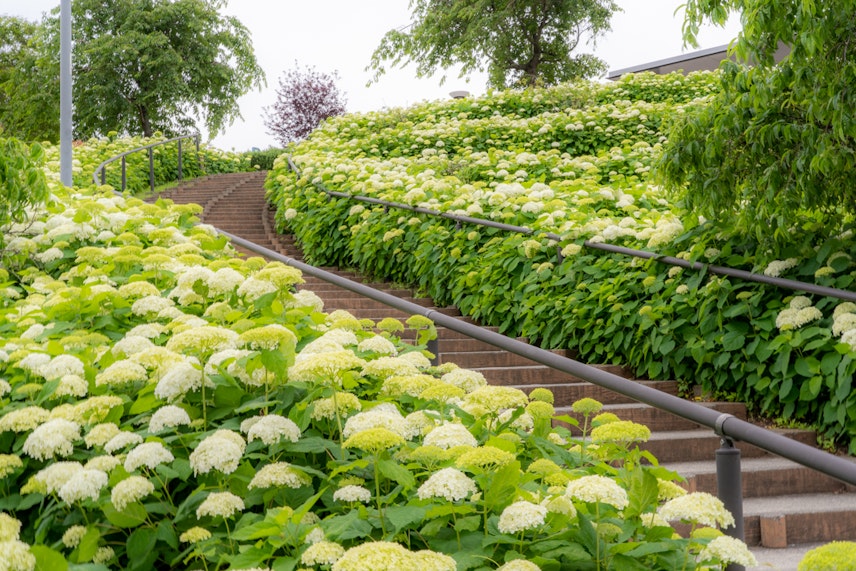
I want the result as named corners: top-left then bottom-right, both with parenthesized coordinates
top-left (60, 0), bottom-right (72, 187)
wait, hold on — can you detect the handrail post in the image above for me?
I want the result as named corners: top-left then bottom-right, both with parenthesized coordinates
top-left (100, 167), bottom-right (106, 185)
top-left (177, 138), bottom-right (184, 181)
top-left (195, 134), bottom-right (202, 175)
top-left (148, 147), bottom-right (155, 194)
top-left (427, 337), bottom-right (439, 366)
top-left (716, 432), bottom-right (745, 571)
top-left (121, 156), bottom-right (127, 192)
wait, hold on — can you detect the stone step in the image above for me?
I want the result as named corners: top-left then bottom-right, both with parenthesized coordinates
top-left (439, 350), bottom-right (568, 369)
top-left (665, 456), bottom-right (851, 499)
top-left (743, 493), bottom-right (856, 547)
top-left (511, 380), bottom-right (679, 407)
top-left (642, 428), bottom-right (818, 463)
top-left (554, 401), bottom-right (748, 433)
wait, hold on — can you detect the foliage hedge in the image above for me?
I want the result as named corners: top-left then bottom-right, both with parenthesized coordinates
top-left (40, 133), bottom-right (253, 194)
top-left (266, 71), bottom-right (856, 452)
top-left (0, 137), bottom-right (756, 570)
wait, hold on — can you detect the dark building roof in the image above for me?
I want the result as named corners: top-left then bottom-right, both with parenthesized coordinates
top-left (606, 43), bottom-right (790, 80)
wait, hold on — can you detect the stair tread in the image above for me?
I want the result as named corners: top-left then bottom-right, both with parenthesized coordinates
top-left (743, 492), bottom-right (856, 516)
top-left (664, 455), bottom-right (856, 476)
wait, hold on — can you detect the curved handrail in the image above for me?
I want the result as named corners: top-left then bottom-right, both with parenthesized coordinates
top-left (92, 133), bottom-right (201, 192)
top-left (288, 156), bottom-right (856, 303)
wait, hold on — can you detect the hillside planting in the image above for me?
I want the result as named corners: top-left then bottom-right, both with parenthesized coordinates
top-left (267, 71), bottom-right (856, 451)
top-left (0, 136), bottom-right (760, 569)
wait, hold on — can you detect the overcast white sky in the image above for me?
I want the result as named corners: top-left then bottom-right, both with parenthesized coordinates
top-left (4, 1), bottom-right (740, 151)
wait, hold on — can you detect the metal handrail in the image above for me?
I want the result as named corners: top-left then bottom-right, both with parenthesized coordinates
top-left (92, 134), bottom-right (201, 193)
top-left (288, 156), bottom-right (856, 303)
top-left (221, 228), bottom-right (856, 557)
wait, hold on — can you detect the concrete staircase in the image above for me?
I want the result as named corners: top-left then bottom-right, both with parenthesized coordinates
top-left (152, 172), bottom-right (856, 567)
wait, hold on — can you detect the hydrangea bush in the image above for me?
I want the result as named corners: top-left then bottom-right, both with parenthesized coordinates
top-left (39, 132), bottom-right (253, 194)
top-left (0, 138), bottom-right (757, 570)
top-left (266, 71), bottom-right (856, 451)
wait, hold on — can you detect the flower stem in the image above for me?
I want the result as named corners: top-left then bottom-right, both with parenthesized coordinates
top-left (374, 457), bottom-right (387, 536)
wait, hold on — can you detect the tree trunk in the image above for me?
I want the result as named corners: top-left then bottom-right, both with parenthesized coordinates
top-left (138, 105), bottom-right (153, 137)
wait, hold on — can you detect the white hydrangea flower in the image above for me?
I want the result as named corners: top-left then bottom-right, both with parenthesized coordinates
top-left (196, 491), bottom-right (244, 519)
top-left (289, 289), bottom-right (324, 312)
top-left (62, 525), bottom-right (87, 548)
top-left (84, 455), bottom-right (121, 472)
top-left (124, 442), bottom-right (174, 472)
top-left (697, 535), bottom-right (757, 567)
top-left (246, 415), bottom-right (302, 445)
top-left (0, 539), bottom-right (35, 571)
top-left (357, 335), bottom-right (397, 355)
top-left (342, 404), bottom-right (410, 439)
top-left (498, 501), bottom-right (548, 534)
top-left (397, 351), bottom-right (432, 369)
top-left (566, 475), bottom-right (629, 510)
top-left (154, 360), bottom-right (203, 402)
top-left (332, 485), bottom-right (371, 503)
top-left (95, 359), bottom-right (148, 387)
top-left (248, 462), bottom-right (311, 490)
top-left (440, 369), bottom-right (487, 393)
top-left (423, 423), bottom-right (478, 449)
top-left (39, 354), bottom-right (85, 380)
top-left (84, 423), bottom-right (122, 448)
top-left (416, 468), bottom-right (477, 502)
top-left (496, 560), bottom-right (542, 571)
top-left (34, 461), bottom-right (83, 494)
top-left (131, 295), bottom-right (175, 316)
top-left (0, 406), bottom-right (51, 433)
top-left (763, 258), bottom-right (799, 277)
top-left (111, 476), bottom-right (155, 511)
top-left (301, 541), bottom-right (346, 566)
top-left (55, 374), bottom-right (88, 398)
top-left (104, 431), bottom-right (144, 454)
top-left (58, 468), bottom-right (108, 504)
top-left (189, 430), bottom-right (245, 475)
top-left (111, 335), bottom-right (155, 357)
top-left (658, 492), bottom-right (735, 528)
top-left (22, 418), bottom-right (81, 460)
top-left (149, 405), bottom-right (192, 433)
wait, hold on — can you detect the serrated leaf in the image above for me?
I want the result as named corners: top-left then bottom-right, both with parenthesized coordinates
top-left (377, 458), bottom-right (416, 489)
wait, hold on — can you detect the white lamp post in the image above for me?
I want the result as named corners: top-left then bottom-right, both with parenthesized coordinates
top-left (60, 0), bottom-right (73, 187)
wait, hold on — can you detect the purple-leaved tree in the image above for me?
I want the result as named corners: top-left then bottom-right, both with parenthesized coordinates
top-left (263, 63), bottom-right (347, 145)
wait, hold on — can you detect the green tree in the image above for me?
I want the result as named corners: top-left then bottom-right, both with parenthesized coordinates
top-left (368, 0), bottom-right (619, 89)
top-left (0, 0), bottom-right (265, 141)
top-left (657, 0), bottom-right (856, 243)
top-left (0, 138), bottom-right (48, 250)
top-left (0, 17), bottom-right (58, 142)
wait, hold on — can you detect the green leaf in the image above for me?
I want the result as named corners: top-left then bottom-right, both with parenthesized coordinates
top-left (483, 461), bottom-right (521, 511)
top-left (321, 510), bottom-right (373, 541)
top-left (226, 546), bottom-right (272, 570)
top-left (231, 521), bottom-right (282, 541)
top-left (624, 468), bottom-right (659, 519)
top-left (377, 458), bottom-right (416, 489)
top-left (721, 331), bottom-right (745, 351)
top-left (32, 545), bottom-right (68, 571)
top-left (81, 527), bottom-right (104, 564)
top-left (385, 505), bottom-right (426, 533)
top-left (795, 356), bottom-right (820, 377)
top-left (102, 502), bottom-right (147, 528)
top-left (127, 528), bottom-right (157, 570)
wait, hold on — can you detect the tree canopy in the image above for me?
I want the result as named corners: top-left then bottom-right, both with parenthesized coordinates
top-left (0, 17), bottom-right (58, 141)
top-left (263, 63), bottom-right (347, 146)
top-left (0, 0), bottom-right (265, 141)
top-left (368, 0), bottom-right (619, 89)
top-left (657, 0), bottom-right (856, 243)
top-left (0, 138), bottom-right (48, 250)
